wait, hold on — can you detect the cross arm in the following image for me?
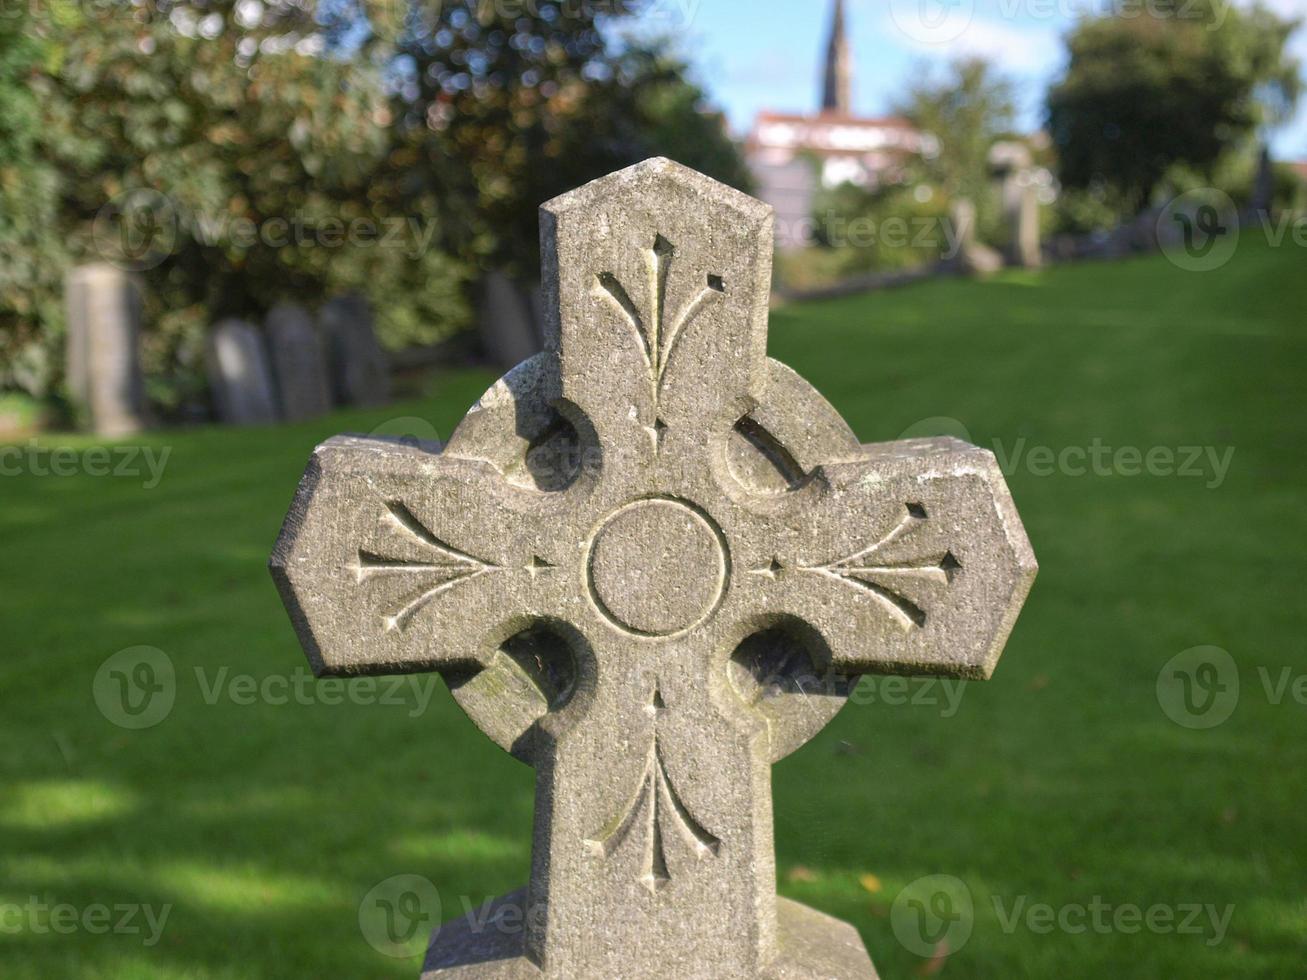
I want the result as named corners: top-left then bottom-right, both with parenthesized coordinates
top-left (755, 437), bottom-right (1036, 679)
top-left (270, 435), bottom-right (568, 677)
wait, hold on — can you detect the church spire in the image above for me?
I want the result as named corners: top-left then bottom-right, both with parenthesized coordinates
top-left (821, 0), bottom-right (853, 115)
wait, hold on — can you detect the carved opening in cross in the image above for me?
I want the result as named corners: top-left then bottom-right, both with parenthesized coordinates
top-left (271, 159), bottom-right (1036, 979)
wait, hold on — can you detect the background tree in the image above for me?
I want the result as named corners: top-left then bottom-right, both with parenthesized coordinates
top-left (896, 56), bottom-right (1016, 206)
top-left (1046, 0), bottom-right (1301, 213)
top-left (0, 7), bottom-right (64, 399)
top-left (2, 0), bottom-right (751, 412)
top-left (9, 0), bottom-right (471, 414)
top-left (385, 4), bottom-right (751, 279)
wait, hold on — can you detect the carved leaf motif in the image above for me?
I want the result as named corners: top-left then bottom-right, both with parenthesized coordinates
top-left (584, 709), bottom-right (721, 893)
top-left (596, 234), bottom-right (725, 431)
top-left (801, 502), bottom-right (960, 630)
top-left (356, 500), bottom-right (499, 632)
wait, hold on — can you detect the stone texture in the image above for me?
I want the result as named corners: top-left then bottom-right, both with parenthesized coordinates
top-left (64, 263), bottom-right (147, 436)
top-left (321, 293), bottom-right (391, 407)
top-left (267, 302), bottom-right (331, 421)
top-left (206, 318), bottom-right (279, 425)
top-left (270, 158), bottom-right (1038, 979)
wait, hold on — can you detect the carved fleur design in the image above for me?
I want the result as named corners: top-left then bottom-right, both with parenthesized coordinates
top-left (596, 233), bottom-right (725, 441)
top-left (584, 690), bottom-right (720, 893)
top-left (801, 502), bottom-right (960, 631)
top-left (355, 500), bottom-right (499, 632)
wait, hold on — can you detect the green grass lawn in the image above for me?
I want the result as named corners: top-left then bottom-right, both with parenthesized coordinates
top-left (3, 236), bottom-right (1305, 978)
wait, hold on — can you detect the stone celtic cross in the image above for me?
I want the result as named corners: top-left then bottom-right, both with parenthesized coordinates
top-left (271, 159), bottom-right (1036, 978)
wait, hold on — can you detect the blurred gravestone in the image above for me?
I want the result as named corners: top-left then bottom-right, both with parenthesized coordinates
top-left (65, 263), bottom-right (147, 437)
top-left (1251, 145), bottom-right (1274, 215)
top-left (270, 159), bottom-right (1038, 978)
top-left (990, 142), bottom-right (1042, 268)
top-left (321, 294), bottom-right (390, 407)
top-left (949, 198), bottom-right (1002, 275)
top-left (206, 319), bottom-right (279, 425)
top-left (1015, 182), bottom-right (1043, 269)
top-left (267, 302), bottom-right (331, 421)
top-left (478, 270), bottom-right (544, 370)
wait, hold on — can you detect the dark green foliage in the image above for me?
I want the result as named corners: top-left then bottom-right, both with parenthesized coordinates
top-left (388, 6), bottom-right (752, 278)
top-left (1, 2), bottom-right (751, 416)
top-left (1047, 0), bottom-right (1301, 213)
top-left (898, 57), bottom-right (1016, 208)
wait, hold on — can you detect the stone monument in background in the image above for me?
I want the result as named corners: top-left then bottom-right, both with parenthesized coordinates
top-left (321, 293), bottom-right (390, 407)
top-left (267, 302), bottom-right (331, 421)
top-left (65, 263), bottom-right (147, 437)
top-left (949, 197), bottom-right (1003, 276)
top-left (1015, 181), bottom-right (1043, 269)
top-left (478, 270), bottom-right (546, 371)
top-left (270, 160), bottom-right (1038, 978)
top-left (206, 318), bottom-right (279, 425)
top-left (991, 141), bottom-right (1044, 269)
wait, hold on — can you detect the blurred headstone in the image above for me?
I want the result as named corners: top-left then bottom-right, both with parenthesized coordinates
top-left (1252, 144), bottom-right (1274, 214)
top-left (478, 270), bottom-right (544, 370)
top-left (321, 293), bottom-right (390, 407)
top-left (64, 263), bottom-right (147, 437)
top-left (949, 198), bottom-right (1003, 275)
top-left (1015, 181), bottom-right (1043, 269)
top-left (267, 302), bottom-right (331, 421)
top-left (206, 319), bottom-right (279, 425)
top-left (269, 159), bottom-right (1039, 979)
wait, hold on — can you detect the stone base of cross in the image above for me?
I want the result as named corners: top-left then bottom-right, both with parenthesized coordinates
top-left (422, 890), bottom-right (877, 977)
top-left (271, 159), bottom-right (1036, 979)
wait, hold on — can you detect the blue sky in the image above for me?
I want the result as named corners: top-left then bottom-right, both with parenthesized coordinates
top-left (620, 0), bottom-right (1307, 160)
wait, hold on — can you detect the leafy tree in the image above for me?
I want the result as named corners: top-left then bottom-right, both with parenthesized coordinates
top-left (8, 0), bottom-right (470, 412)
top-left (0, 8), bottom-right (64, 398)
top-left (385, 5), bottom-right (750, 278)
top-left (2, 0), bottom-right (750, 412)
top-left (1047, 0), bottom-right (1301, 213)
top-left (896, 56), bottom-right (1016, 205)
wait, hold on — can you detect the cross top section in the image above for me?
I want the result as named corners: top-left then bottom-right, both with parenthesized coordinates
top-left (271, 158), bottom-right (1037, 979)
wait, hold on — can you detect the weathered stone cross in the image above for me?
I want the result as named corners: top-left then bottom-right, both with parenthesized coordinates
top-left (271, 159), bottom-right (1036, 979)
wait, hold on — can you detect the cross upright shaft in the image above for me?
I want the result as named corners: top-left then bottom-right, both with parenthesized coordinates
top-left (270, 159), bottom-right (1037, 979)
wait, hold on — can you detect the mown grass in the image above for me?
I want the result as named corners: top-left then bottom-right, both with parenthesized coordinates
top-left (2, 234), bottom-right (1304, 977)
